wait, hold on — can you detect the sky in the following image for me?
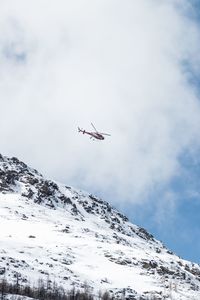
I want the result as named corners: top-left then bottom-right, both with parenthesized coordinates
top-left (1, 0), bottom-right (200, 263)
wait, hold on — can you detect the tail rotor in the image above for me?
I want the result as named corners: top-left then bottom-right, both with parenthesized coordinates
top-left (78, 127), bottom-right (85, 134)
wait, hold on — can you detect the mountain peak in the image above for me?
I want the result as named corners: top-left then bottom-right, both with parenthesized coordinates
top-left (0, 155), bottom-right (200, 299)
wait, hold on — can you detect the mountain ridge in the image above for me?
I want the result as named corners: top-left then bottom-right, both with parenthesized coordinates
top-left (0, 154), bottom-right (200, 299)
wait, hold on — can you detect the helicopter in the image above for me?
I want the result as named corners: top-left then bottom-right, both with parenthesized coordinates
top-left (78, 123), bottom-right (111, 140)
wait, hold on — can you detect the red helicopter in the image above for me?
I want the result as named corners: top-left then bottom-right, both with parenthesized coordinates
top-left (78, 123), bottom-right (111, 140)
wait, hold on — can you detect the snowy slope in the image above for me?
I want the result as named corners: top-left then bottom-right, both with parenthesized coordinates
top-left (0, 154), bottom-right (200, 299)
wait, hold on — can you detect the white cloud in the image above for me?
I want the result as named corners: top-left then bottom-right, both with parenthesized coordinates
top-left (0, 0), bottom-right (200, 204)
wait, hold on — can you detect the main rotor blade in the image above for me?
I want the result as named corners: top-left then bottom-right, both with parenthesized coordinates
top-left (91, 122), bottom-right (98, 132)
top-left (100, 133), bottom-right (111, 136)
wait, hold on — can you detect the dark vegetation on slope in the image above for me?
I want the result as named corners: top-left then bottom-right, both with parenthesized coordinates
top-left (0, 274), bottom-right (158, 299)
top-left (0, 277), bottom-right (122, 300)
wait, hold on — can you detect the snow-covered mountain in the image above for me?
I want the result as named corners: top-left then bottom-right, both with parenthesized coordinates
top-left (0, 154), bottom-right (200, 299)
